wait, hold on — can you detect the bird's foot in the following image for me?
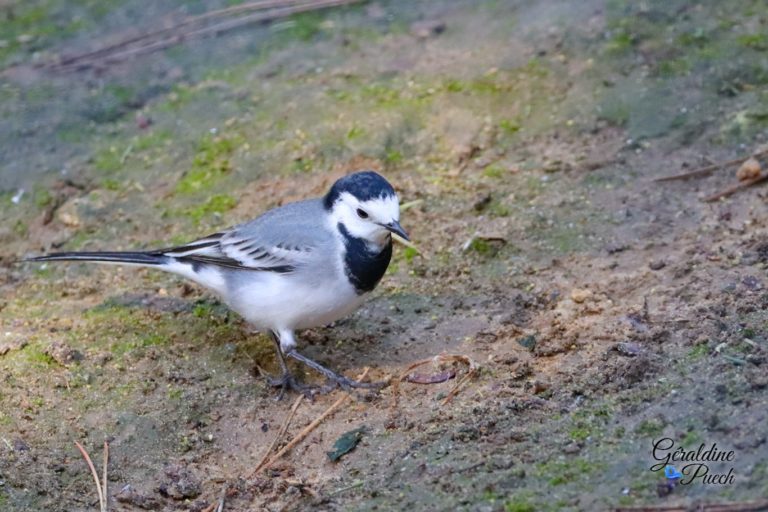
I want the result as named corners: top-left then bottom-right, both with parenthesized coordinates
top-left (280, 349), bottom-right (391, 399)
top-left (328, 374), bottom-right (389, 391)
top-left (267, 371), bottom-right (329, 400)
top-left (325, 375), bottom-right (390, 401)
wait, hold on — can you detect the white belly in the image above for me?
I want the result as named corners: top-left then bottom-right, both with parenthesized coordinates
top-left (224, 270), bottom-right (367, 331)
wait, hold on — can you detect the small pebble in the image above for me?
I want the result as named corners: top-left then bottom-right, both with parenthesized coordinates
top-left (410, 20), bottom-right (446, 39)
top-left (614, 342), bottom-right (643, 357)
top-left (45, 341), bottom-right (84, 366)
top-left (516, 335), bottom-right (536, 351)
top-left (571, 288), bottom-right (592, 303)
top-left (532, 379), bottom-right (549, 394)
top-left (563, 442), bottom-right (581, 454)
top-left (736, 157), bottom-right (761, 181)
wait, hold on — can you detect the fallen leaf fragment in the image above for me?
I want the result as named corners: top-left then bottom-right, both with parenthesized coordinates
top-left (327, 427), bottom-right (366, 462)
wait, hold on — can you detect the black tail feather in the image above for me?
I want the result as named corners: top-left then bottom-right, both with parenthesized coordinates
top-left (25, 251), bottom-right (168, 266)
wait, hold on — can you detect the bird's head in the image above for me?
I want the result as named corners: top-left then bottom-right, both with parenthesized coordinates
top-left (324, 170), bottom-right (409, 247)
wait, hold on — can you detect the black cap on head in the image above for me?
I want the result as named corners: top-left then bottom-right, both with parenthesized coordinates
top-left (323, 170), bottom-right (396, 210)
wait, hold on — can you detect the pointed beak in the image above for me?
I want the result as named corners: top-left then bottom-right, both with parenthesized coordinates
top-left (384, 220), bottom-right (410, 241)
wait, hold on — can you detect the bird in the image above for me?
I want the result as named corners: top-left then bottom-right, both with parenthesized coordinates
top-left (26, 170), bottom-right (409, 396)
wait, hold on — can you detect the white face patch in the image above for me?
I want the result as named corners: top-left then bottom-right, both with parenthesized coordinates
top-left (329, 192), bottom-right (400, 247)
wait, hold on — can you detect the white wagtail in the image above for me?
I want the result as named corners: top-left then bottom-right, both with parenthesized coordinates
top-left (27, 170), bottom-right (409, 395)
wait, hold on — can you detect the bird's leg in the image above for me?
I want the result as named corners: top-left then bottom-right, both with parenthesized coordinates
top-left (266, 331), bottom-right (319, 399)
top-left (286, 349), bottom-right (389, 391)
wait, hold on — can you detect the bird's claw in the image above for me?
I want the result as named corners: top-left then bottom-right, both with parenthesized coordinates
top-left (267, 372), bottom-right (318, 401)
top-left (324, 375), bottom-right (390, 401)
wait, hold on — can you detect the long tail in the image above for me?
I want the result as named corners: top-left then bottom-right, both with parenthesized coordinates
top-left (25, 251), bottom-right (169, 266)
top-left (25, 234), bottom-right (231, 296)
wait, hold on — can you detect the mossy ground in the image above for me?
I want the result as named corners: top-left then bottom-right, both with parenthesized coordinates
top-left (1, 0), bottom-right (768, 511)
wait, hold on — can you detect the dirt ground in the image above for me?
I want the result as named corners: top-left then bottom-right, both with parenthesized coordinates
top-left (1, 1), bottom-right (768, 511)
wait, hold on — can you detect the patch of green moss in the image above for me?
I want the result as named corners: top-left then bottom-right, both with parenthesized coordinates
top-left (93, 146), bottom-right (123, 173)
top-left (597, 94), bottom-right (630, 127)
top-left (402, 246), bottom-right (418, 264)
top-left (158, 83), bottom-right (199, 112)
top-left (468, 76), bottom-right (505, 94)
top-left (13, 219), bottom-right (28, 237)
top-left (737, 33), bottom-right (768, 51)
top-left (570, 427), bottom-right (592, 442)
top-left (65, 229), bottom-right (95, 250)
top-left (176, 134), bottom-right (242, 195)
top-left (133, 129), bottom-right (173, 152)
top-left (361, 83), bottom-right (402, 107)
top-left (488, 200), bottom-right (510, 217)
top-left (33, 187), bottom-right (54, 209)
top-left (339, 26), bottom-right (383, 50)
top-left (346, 125), bottom-right (365, 140)
top-left (655, 58), bottom-right (691, 78)
top-left (602, 6), bottom-right (666, 57)
top-left (680, 429), bottom-right (703, 447)
top-left (101, 178), bottom-right (122, 191)
top-left (616, 494), bottom-right (636, 507)
top-left (535, 458), bottom-right (598, 486)
top-left (178, 434), bottom-right (193, 452)
top-left (185, 194), bottom-right (237, 225)
top-left (83, 84), bottom-right (138, 123)
top-left (0, 411), bottom-right (12, 426)
top-left (568, 406), bottom-right (612, 442)
top-left (483, 163), bottom-right (506, 179)
top-left (676, 28), bottom-right (710, 48)
top-left (499, 119), bottom-right (521, 135)
top-left (605, 28), bottom-right (635, 54)
top-left (291, 157), bottom-right (314, 173)
top-left (634, 418), bottom-right (665, 438)
top-left (687, 343), bottom-right (709, 361)
top-left (110, 331), bottom-right (169, 357)
top-left (504, 499), bottom-right (536, 512)
top-left (719, 105), bottom-right (768, 140)
top-left (23, 344), bottom-right (56, 367)
top-left (443, 79), bottom-right (465, 93)
top-left (192, 299), bottom-right (229, 320)
top-left (466, 238), bottom-right (493, 255)
top-left (327, 88), bottom-right (351, 101)
top-left (751, 460), bottom-right (768, 493)
top-left (56, 121), bottom-right (95, 144)
top-left (546, 225), bottom-right (586, 254)
top-left (279, 11), bottom-right (325, 42)
top-left (0, 3), bottom-right (78, 66)
top-left (384, 149), bottom-right (404, 165)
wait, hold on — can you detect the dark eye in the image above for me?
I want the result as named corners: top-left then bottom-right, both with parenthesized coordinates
top-left (356, 208), bottom-right (369, 219)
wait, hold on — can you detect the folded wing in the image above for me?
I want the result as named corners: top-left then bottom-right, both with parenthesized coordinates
top-left (159, 199), bottom-right (329, 274)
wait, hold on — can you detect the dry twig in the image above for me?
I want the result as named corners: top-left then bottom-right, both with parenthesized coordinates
top-left (654, 148), bottom-right (768, 182)
top-left (200, 496), bottom-right (226, 512)
top-left (74, 441), bottom-right (109, 512)
top-left (102, 441), bottom-right (108, 512)
top-left (252, 368), bottom-right (370, 474)
top-left (48, 0), bottom-right (361, 72)
top-left (614, 499), bottom-right (768, 512)
top-left (703, 173), bottom-right (768, 202)
top-left (251, 394), bottom-right (304, 475)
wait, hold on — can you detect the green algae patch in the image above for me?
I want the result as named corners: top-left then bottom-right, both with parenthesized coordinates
top-left (93, 145), bottom-right (124, 173)
top-left (185, 194), bottom-right (237, 225)
top-left (176, 134), bottom-right (244, 195)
